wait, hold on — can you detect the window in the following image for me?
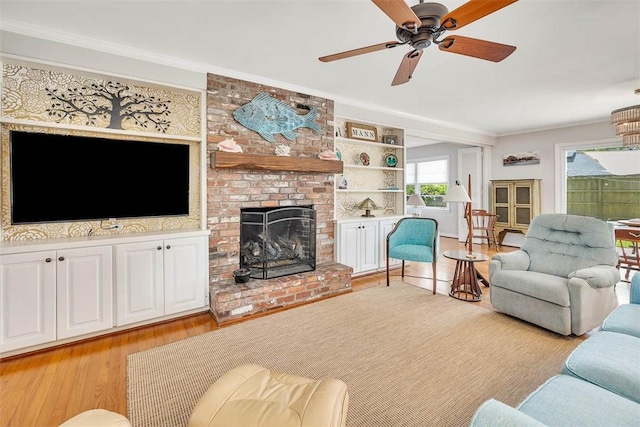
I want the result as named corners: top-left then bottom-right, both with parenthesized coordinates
top-left (564, 147), bottom-right (640, 221)
top-left (406, 156), bottom-right (449, 209)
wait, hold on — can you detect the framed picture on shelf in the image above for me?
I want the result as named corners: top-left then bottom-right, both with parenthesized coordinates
top-left (346, 122), bottom-right (378, 142)
top-left (382, 135), bottom-right (398, 145)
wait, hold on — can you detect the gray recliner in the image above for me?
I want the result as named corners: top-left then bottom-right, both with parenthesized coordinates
top-left (489, 213), bottom-right (620, 336)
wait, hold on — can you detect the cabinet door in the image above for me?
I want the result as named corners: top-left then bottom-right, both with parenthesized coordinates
top-left (164, 236), bottom-right (208, 315)
top-left (359, 222), bottom-right (379, 272)
top-left (337, 223), bottom-right (360, 273)
top-left (493, 184), bottom-right (512, 227)
top-left (0, 251), bottom-right (56, 353)
top-left (115, 241), bottom-right (164, 326)
top-left (513, 183), bottom-right (533, 227)
top-left (56, 246), bottom-right (113, 339)
top-left (379, 219), bottom-right (400, 268)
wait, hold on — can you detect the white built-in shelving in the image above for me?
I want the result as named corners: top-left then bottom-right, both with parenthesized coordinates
top-left (333, 116), bottom-right (408, 276)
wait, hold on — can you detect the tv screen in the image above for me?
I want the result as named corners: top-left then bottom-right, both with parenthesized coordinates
top-left (10, 130), bottom-right (190, 224)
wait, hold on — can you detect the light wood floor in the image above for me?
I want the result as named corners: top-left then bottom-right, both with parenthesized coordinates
top-left (0, 237), bottom-right (632, 427)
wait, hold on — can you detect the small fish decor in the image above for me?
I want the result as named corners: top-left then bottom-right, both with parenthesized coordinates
top-left (232, 92), bottom-right (321, 143)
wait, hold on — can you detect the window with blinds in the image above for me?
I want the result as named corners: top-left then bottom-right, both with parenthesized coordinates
top-left (405, 156), bottom-right (449, 209)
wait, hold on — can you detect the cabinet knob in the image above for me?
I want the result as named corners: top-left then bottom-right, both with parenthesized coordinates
top-left (157, 246), bottom-right (162, 250)
top-left (58, 256), bottom-right (65, 261)
top-left (45, 258), bottom-right (52, 263)
top-left (166, 245), bottom-right (171, 250)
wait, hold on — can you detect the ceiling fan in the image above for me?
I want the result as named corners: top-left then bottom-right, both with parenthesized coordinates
top-left (319, 0), bottom-right (518, 86)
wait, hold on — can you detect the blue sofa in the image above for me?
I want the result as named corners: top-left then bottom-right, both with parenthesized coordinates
top-left (470, 273), bottom-right (640, 426)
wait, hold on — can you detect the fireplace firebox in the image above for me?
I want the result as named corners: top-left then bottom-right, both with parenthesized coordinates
top-left (240, 205), bottom-right (316, 280)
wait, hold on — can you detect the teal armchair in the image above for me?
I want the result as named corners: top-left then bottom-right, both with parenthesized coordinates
top-left (386, 217), bottom-right (439, 294)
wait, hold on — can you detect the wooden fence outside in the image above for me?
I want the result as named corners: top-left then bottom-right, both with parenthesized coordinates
top-left (567, 174), bottom-right (640, 220)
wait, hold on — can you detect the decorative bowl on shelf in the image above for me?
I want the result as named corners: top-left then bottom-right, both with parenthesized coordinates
top-left (360, 152), bottom-right (370, 166)
top-left (385, 153), bottom-right (398, 167)
top-left (233, 268), bottom-right (251, 284)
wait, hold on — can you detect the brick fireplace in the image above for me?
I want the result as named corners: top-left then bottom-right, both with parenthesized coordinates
top-left (206, 74), bottom-right (352, 324)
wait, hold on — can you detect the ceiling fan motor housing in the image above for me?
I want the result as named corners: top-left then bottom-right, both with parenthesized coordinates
top-left (395, 2), bottom-right (449, 49)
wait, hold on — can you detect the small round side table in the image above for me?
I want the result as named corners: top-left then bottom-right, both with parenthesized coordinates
top-left (443, 250), bottom-right (489, 302)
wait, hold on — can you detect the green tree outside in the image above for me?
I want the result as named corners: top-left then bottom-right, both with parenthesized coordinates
top-left (406, 184), bottom-right (448, 207)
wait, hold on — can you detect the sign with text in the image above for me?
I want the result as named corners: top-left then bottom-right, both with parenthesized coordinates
top-left (346, 122), bottom-right (378, 142)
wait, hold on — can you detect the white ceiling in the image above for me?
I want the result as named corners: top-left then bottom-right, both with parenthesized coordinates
top-left (1, 0), bottom-right (639, 137)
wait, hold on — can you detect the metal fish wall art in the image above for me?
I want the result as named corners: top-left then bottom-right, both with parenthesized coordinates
top-left (232, 92), bottom-right (321, 143)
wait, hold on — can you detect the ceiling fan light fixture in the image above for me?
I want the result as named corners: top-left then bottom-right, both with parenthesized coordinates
top-left (611, 89), bottom-right (640, 148)
top-left (320, 0), bottom-right (519, 86)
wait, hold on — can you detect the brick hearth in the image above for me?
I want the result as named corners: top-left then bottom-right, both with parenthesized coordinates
top-left (206, 73), bottom-right (352, 323)
top-left (210, 262), bottom-right (352, 324)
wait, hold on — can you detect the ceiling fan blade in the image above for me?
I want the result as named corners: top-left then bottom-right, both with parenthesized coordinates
top-left (438, 35), bottom-right (516, 62)
top-left (319, 41), bottom-right (403, 62)
top-left (372, 0), bottom-right (421, 31)
top-left (440, 0), bottom-right (518, 31)
top-left (391, 49), bottom-right (423, 86)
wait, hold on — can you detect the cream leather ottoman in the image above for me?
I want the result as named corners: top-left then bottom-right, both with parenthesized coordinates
top-left (188, 364), bottom-right (349, 427)
top-left (58, 409), bottom-right (130, 427)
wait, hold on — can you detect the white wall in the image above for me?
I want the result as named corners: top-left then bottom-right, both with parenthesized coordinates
top-left (492, 121), bottom-right (619, 213)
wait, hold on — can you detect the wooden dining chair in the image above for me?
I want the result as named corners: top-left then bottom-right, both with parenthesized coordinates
top-left (615, 228), bottom-right (640, 282)
top-left (465, 209), bottom-right (500, 251)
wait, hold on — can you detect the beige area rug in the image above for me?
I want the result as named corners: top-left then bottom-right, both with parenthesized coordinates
top-left (127, 282), bottom-right (581, 427)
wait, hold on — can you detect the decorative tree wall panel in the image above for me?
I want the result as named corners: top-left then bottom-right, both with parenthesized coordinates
top-left (2, 63), bottom-right (200, 138)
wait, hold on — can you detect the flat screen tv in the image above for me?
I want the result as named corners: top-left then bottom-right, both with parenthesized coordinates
top-left (9, 130), bottom-right (190, 224)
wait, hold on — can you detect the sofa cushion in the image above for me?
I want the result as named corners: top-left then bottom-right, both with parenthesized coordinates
top-left (601, 304), bottom-right (640, 338)
top-left (562, 331), bottom-right (640, 403)
top-left (490, 270), bottom-right (570, 306)
top-left (389, 244), bottom-right (434, 263)
top-left (517, 375), bottom-right (640, 426)
top-left (469, 399), bottom-right (547, 427)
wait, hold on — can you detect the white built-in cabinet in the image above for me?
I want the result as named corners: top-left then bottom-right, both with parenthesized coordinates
top-left (336, 216), bottom-right (405, 276)
top-left (337, 221), bottom-right (379, 274)
top-left (116, 236), bottom-right (208, 326)
top-left (0, 251), bottom-right (56, 352)
top-left (0, 246), bottom-right (113, 352)
top-left (0, 231), bottom-right (209, 357)
top-left (56, 246), bottom-right (113, 339)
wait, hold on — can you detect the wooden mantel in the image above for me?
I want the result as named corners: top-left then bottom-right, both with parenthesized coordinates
top-left (211, 151), bottom-right (343, 174)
